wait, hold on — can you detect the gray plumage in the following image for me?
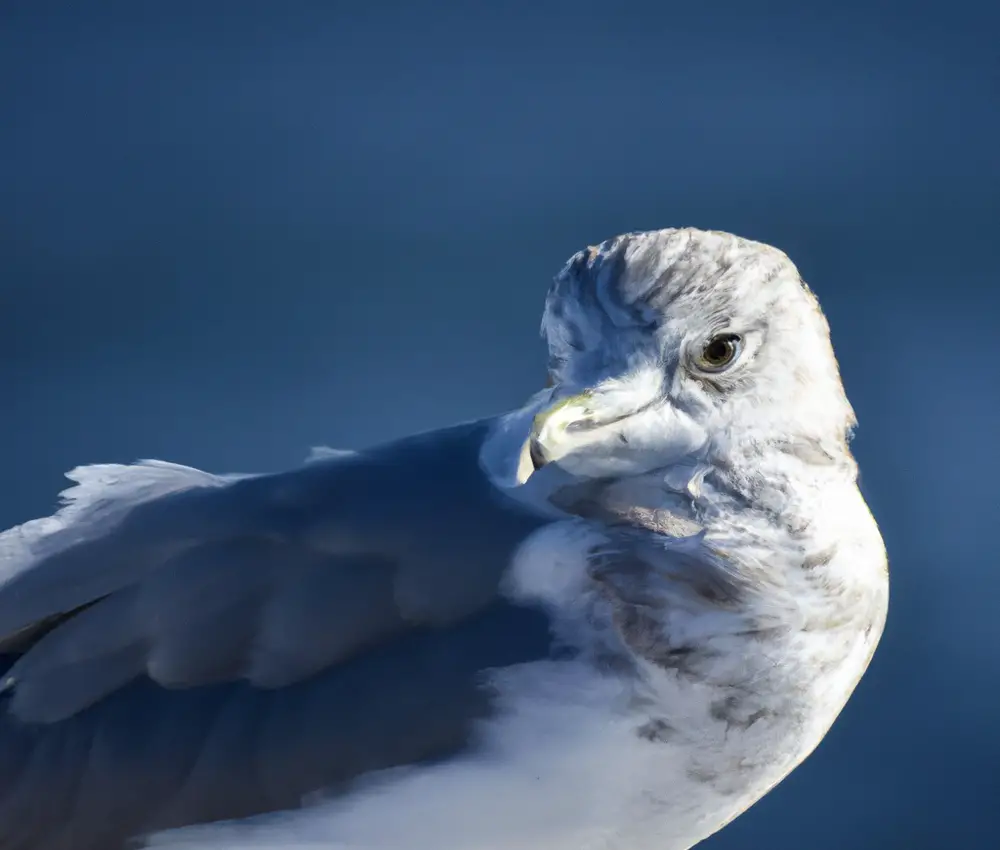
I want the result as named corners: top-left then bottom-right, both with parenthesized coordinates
top-left (0, 228), bottom-right (888, 850)
top-left (0, 423), bottom-right (553, 848)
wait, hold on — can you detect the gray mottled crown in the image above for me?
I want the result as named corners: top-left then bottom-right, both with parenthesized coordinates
top-left (538, 227), bottom-right (823, 382)
top-left (545, 228), bottom-right (798, 334)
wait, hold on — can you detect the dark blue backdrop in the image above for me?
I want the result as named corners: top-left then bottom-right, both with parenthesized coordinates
top-left (2, 2), bottom-right (997, 847)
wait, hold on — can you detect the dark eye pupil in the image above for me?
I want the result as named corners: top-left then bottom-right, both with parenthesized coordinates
top-left (697, 333), bottom-right (742, 370)
top-left (704, 339), bottom-right (733, 363)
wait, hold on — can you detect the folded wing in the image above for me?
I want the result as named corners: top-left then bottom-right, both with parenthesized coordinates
top-left (0, 420), bottom-right (553, 850)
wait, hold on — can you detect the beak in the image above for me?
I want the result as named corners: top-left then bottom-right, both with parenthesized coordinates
top-left (515, 391), bottom-right (625, 484)
top-left (514, 376), bottom-right (708, 485)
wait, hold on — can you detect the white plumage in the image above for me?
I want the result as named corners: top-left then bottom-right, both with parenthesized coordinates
top-left (0, 228), bottom-right (887, 850)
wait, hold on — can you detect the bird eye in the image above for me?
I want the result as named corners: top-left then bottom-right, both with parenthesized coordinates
top-left (695, 333), bottom-right (743, 372)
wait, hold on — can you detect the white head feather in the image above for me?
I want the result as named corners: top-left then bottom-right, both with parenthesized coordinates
top-left (530, 228), bottom-right (857, 486)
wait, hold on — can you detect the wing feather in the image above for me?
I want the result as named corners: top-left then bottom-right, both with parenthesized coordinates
top-left (0, 420), bottom-right (556, 849)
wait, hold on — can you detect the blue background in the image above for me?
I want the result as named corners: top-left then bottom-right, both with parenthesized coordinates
top-left (2, 2), bottom-right (997, 846)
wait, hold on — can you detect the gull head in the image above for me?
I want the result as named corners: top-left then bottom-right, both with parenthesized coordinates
top-left (516, 228), bottom-right (858, 497)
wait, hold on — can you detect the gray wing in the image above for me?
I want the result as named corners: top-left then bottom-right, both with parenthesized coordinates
top-left (0, 420), bottom-right (555, 850)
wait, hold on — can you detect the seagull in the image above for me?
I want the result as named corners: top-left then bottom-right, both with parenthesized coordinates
top-left (0, 228), bottom-right (888, 850)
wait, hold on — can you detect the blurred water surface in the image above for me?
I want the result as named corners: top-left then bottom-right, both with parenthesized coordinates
top-left (2, 2), bottom-right (998, 847)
